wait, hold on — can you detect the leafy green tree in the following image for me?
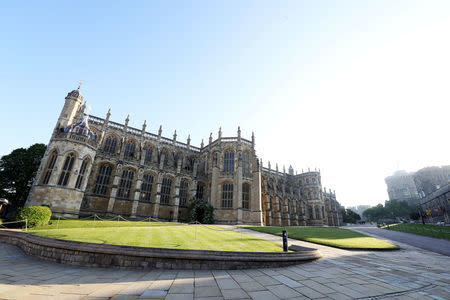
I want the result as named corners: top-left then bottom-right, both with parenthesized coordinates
top-left (0, 144), bottom-right (46, 210)
top-left (187, 198), bottom-right (215, 224)
top-left (340, 208), bottom-right (361, 223)
top-left (362, 200), bottom-right (419, 222)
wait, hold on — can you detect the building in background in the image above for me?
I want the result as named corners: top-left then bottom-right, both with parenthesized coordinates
top-left (26, 86), bottom-right (342, 226)
top-left (413, 166), bottom-right (450, 199)
top-left (385, 170), bottom-right (419, 204)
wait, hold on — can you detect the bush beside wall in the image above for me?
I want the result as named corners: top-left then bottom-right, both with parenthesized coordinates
top-left (12, 206), bottom-right (52, 227)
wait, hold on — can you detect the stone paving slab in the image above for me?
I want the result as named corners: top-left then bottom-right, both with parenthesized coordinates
top-left (0, 226), bottom-right (449, 300)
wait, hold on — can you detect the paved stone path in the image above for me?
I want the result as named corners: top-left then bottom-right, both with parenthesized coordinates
top-left (347, 225), bottom-right (450, 256)
top-left (0, 227), bottom-right (449, 300)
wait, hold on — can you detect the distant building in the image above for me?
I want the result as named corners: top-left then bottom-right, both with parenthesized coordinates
top-left (385, 170), bottom-right (419, 203)
top-left (420, 184), bottom-right (450, 223)
top-left (413, 166), bottom-right (450, 199)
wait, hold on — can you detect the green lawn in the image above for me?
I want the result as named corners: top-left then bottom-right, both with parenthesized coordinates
top-left (382, 223), bottom-right (450, 240)
top-left (244, 226), bottom-right (399, 250)
top-left (38, 219), bottom-right (177, 230)
top-left (27, 220), bottom-right (283, 252)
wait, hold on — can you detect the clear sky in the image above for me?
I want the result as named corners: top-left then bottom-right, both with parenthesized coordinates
top-left (1, 1), bottom-right (449, 207)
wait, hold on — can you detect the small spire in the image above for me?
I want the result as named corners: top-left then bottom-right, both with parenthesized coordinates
top-left (218, 127), bottom-right (222, 139)
top-left (260, 158), bottom-right (263, 168)
top-left (283, 165), bottom-right (286, 174)
top-left (173, 130), bottom-right (177, 141)
top-left (125, 115), bottom-right (130, 126)
top-left (209, 133), bottom-right (213, 144)
top-left (276, 163), bottom-right (279, 172)
top-left (268, 161), bottom-right (271, 170)
top-left (251, 131), bottom-right (255, 146)
top-left (142, 120), bottom-right (147, 132)
top-left (80, 100), bottom-right (86, 113)
top-left (237, 126), bottom-right (241, 138)
top-left (201, 139), bottom-right (204, 148)
top-left (187, 134), bottom-right (191, 145)
top-left (158, 125), bottom-right (162, 136)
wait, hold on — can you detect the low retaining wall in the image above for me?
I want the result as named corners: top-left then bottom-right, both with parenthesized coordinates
top-left (0, 230), bottom-right (321, 270)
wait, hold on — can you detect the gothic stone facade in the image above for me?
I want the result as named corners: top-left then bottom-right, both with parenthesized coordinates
top-left (26, 88), bottom-right (342, 226)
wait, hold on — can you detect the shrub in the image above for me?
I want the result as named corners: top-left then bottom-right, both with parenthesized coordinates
top-left (187, 198), bottom-right (215, 224)
top-left (12, 206), bottom-right (52, 227)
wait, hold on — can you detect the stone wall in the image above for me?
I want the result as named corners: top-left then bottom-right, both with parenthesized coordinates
top-left (0, 230), bottom-right (321, 270)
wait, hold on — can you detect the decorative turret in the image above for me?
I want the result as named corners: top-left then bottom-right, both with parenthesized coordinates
top-left (187, 134), bottom-right (191, 146)
top-left (289, 165), bottom-right (294, 175)
top-left (173, 130), bottom-right (177, 142)
top-left (209, 133), bottom-right (213, 144)
top-left (142, 120), bottom-right (147, 132)
top-left (218, 127), bottom-right (222, 139)
top-left (57, 84), bottom-right (84, 130)
top-left (201, 139), bottom-right (204, 148)
top-left (125, 115), bottom-right (130, 127)
top-left (251, 132), bottom-right (255, 148)
top-left (237, 126), bottom-right (241, 139)
top-left (158, 125), bottom-right (162, 138)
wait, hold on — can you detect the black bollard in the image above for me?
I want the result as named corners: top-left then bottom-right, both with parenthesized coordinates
top-left (282, 230), bottom-right (288, 252)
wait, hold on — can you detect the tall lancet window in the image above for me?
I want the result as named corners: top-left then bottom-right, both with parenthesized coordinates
top-left (41, 150), bottom-right (58, 184)
top-left (103, 136), bottom-right (117, 154)
top-left (117, 169), bottom-right (134, 199)
top-left (223, 151), bottom-right (234, 172)
top-left (75, 158), bottom-right (89, 189)
top-left (57, 153), bottom-right (75, 186)
top-left (124, 141), bottom-right (136, 158)
top-left (93, 165), bottom-right (113, 196)
top-left (242, 183), bottom-right (250, 209)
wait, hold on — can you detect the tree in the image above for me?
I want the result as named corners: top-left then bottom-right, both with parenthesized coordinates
top-left (362, 200), bottom-right (419, 222)
top-left (0, 144), bottom-right (46, 211)
top-left (363, 204), bottom-right (388, 222)
top-left (341, 208), bottom-right (361, 224)
top-left (187, 198), bottom-right (215, 224)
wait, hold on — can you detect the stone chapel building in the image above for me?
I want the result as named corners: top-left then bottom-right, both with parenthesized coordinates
top-left (26, 86), bottom-right (342, 226)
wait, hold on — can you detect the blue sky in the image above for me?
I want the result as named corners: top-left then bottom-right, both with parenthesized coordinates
top-left (1, 1), bottom-right (449, 207)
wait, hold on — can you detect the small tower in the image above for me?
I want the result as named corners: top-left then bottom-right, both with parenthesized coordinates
top-left (26, 85), bottom-right (98, 217)
top-left (56, 84), bottom-right (84, 130)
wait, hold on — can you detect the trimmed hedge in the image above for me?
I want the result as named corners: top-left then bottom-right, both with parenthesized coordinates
top-left (12, 206), bottom-right (52, 227)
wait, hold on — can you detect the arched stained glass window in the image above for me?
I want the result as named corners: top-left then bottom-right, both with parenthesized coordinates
top-left (196, 182), bottom-right (205, 200)
top-left (57, 153), bottom-right (75, 186)
top-left (223, 151), bottom-right (234, 172)
top-left (124, 141), bottom-right (136, 158)
top-left (222, 183), bottom-right (233, 208)
top-left (242, 183), bottom-right (250, 209)
top-left (93, 164), bottom-right (113, 196)
top-left (179, 180), bottom-right (188, 206)
top-left (160, 178), bottom-right (172, 205)
top-left (159, 150), bottom-right (169, 166)
top-left (75, 157), bottom-right (89, 189)
top-left (117, 169), bottom-right (134, 199)
top-left (140, 173), bottom-right (154, 202)
top-left (144, 148), bottom-right (153, 164)
top-left (41, 150), bottom-right (58, 184)
top-left (103, 136), bottom-right (117, 154)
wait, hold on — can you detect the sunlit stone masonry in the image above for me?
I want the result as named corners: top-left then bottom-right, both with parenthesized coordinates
top-left (26, 86), bottom-right (342, 226)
